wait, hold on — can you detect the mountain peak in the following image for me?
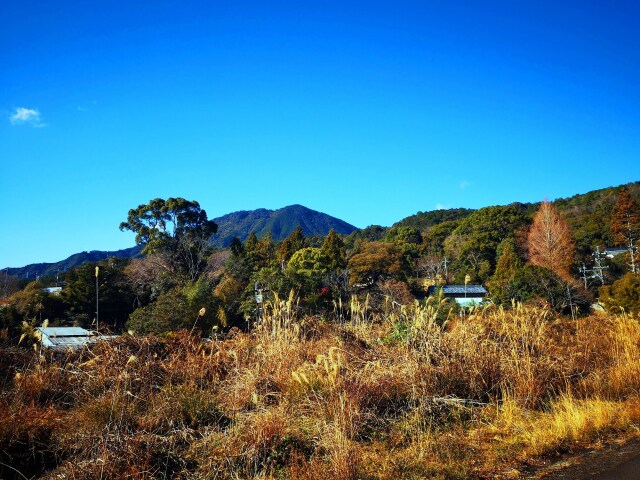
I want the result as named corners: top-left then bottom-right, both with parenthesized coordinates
top-left (211, 204), bottom-right (358, 247)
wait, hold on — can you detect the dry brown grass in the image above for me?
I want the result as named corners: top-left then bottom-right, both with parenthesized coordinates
top-left (1, 299), bottom-right (639, 479)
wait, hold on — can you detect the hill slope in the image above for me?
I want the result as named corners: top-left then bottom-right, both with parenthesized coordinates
top-left (392, 208), bottom-right (475, 231)
top-left (4, 246), bottom-right (143, 280)
top-left (388, 181), bottom-right (639, 257)
top-left (211, 204), bottom-right (359, 247)
top-left (553, 181), bottom-right (640, 255)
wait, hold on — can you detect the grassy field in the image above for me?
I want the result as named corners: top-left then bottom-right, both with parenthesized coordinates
top-left (1, 297), bottom-right (640, 479)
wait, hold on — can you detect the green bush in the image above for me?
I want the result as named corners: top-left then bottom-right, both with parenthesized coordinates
top-left (599, 273), bottom-right (640, 314)
top-left (126, 278), bottom-right (220, 335)
top-left (491, 265), bottom-right (590, 314)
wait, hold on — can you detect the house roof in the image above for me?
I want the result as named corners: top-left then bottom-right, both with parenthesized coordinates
top-left (43, 287), bottom-right (62, 294)
top-left (427, 285), bottom-right (487, 296)
top-left (36, 327), bottom-right (99, 351)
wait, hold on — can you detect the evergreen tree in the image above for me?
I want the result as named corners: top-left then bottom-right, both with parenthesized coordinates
top-left (254, 233), bottom-right (276, 269)
top-left (488, 238), bottom-right (523, 305)
top-left (493, 238), bottom-right (521, 282)
top-left (443, 206), bottom-right (526, 281)
top-left (119, 197), bottom-right (217, 280)
top-left (229, 237), bottom-right (245, 257)
top-left (277, 226), bottom-right (307, 267)
top-left (245, 232), bottom-right (258, 253)
top-left (320, 228), bottom-right (346, 270)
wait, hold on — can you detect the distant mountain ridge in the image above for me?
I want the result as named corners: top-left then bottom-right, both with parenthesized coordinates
top-left (5, 184), bottom-right (638, 278)
top-left (3, 205), bottom-right (359, 276)
top-left (4, 246), bottom-right (144, 280)
top-left (211, 204), bottom-right (359, 247)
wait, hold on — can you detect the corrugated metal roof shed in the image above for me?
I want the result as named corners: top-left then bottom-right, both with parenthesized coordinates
top-left (442, 285), bottom-right (487, 295)
top-left (427, 285), bottom-right (487, 296)
top-left (604, 247), bottom-right (627, 258)
top-left (36, 327), bottom-right (102, 351)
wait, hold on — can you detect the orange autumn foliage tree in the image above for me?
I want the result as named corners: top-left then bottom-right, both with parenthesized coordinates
top-left (527, 201), bottom-right (575, 281)
top-left (611, 186), bottom-right (640, 274)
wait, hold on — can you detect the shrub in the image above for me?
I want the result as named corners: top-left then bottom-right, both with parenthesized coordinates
top-left (599, 272), bottom-right (640, 314)
top-left (126, 279), bottom-right (220, 335)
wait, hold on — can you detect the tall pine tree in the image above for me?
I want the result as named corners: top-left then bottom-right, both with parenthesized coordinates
top-left (321, 228), bottom-right (346, 270)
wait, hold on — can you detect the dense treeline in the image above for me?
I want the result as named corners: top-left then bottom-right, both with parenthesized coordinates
top-left (1, 183), bottom-right (639, 338)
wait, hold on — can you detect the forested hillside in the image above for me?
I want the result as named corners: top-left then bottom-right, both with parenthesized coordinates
top-left (8, 183), bottom-right (637, 282)
top-left (392, 207), bottom-right (475, 230)
top-left (555, 181), bottom-right (640, 256)
top-left (212, 204), bottom-right (358, 247)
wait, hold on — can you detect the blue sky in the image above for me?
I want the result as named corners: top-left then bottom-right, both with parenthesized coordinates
top-left (1, 0), bottom-right (639, 268)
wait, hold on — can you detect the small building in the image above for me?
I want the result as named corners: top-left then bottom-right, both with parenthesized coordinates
top-left (36, 327), bottom-right (104, 351)
top-left (604, 247), bottom-right (627, 259)
top-left (426, 284), bottom-right (488, 307)
top-left (43, 287), bottom-right (63, 295)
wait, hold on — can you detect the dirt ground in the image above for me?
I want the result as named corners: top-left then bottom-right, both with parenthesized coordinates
top-left (529, 435), bottom-right (640, 480)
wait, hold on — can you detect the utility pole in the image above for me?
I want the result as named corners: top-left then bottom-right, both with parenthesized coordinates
top-left (591, 246), bottom-right (608, 284)
top-left (629, 238), bottom-right (638, 275)
top-left (442, 257), bottom-right (449, 283)
top-left (95, 266), bottom-right (99, 332)
top-left (253, 282), bottom-right (268, 327)
top-left (580, 247), bottom-right (609, 289)
top-left (2, 268), bottom-right (7, 299)
top-left (579, 263), bottom-right (591, 289)
top-left (464, 274), bottom-right (471, 299)
top-left (567, 284), bottom-right (576, 321)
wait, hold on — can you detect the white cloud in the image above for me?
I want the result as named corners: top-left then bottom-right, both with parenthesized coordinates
top-left (459, 180), bottom-right (471, 190)
top-left (10, 107), bottom-right (45, 127)
top-left (77, 101), bottom-right (97, 112)
top-left (435, 203), bottom-right (449, 210)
